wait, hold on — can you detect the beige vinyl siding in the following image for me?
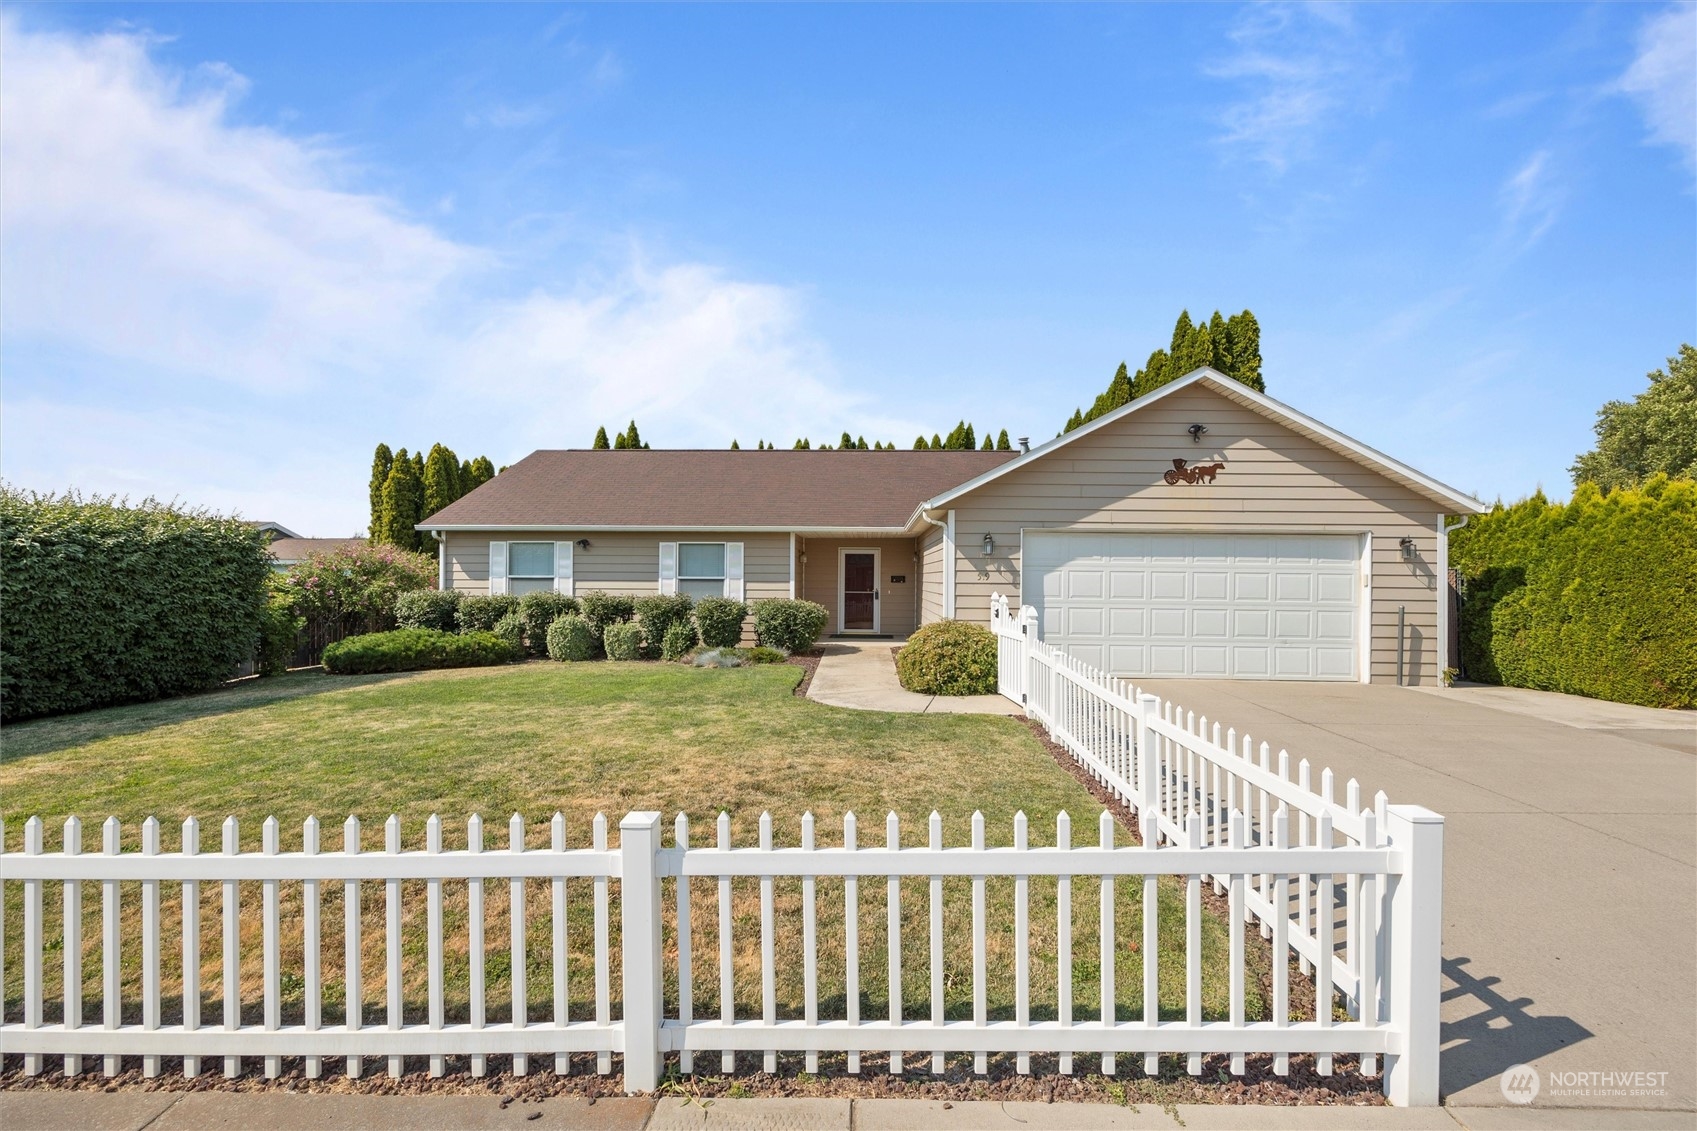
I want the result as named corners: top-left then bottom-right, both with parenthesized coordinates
top-left (945, 384), bottom-right (1447, 685)
top-left (797, 538), bottom-right (920, 636)
top-left (919, 525), bottom-right (945, 625)
top-left (446, 531), bottom-right (792, 601)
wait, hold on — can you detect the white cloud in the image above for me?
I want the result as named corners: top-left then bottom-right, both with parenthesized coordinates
top-left (1207, 3), bottom-right (1401, 172)
top-left (1498, 149), bottom-right (1563, 252)
top-left (1615, 4), bottom-right (1697, 173)
top-left (0, 15), bottom-right (902, 534)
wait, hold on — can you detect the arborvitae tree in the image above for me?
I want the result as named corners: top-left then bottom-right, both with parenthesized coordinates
top-left (1208, 311), bottom-right (1232, 376)
top-left (613, 431), bottom-right (628, 450)
top-left (593, 426), bottom-right (611, 450)
top-left (997, 429), bottom-right (1012, 451)
top-left (1065, 309), bottom-right (1265, 432)
top-left (914, 436), bottom-right (929, 449)
top-left (377, 449), bottom-right (425, 551)
top-left (468, 456), bottom-right (496, 487)
top-left (730, 439), bottom-right (740, 450)
top-left (1223, 310), bottom-right (1263, 392)
top-left (368, 443), bottom-right (394, 538)
top-left (931, 433), bottom-right (943, 449)
top-left (857, 436), bottom-right (869, 450)
top-left (980, 435), bottom-right (993, 450)
top-left (459, 458), bottom-right (474, 487)
top-left (422, 443), bottom-right (462, 517)
top-left (1064, 409), bottom-right (1084, 432)
top-left (793, 438), bottom-right (811, 450)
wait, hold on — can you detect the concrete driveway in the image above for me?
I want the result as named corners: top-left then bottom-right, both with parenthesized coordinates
top-left (1135, 678), bottom-right (1696, 1113)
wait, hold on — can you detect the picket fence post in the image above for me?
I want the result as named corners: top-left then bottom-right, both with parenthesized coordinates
top-left (1135, 692), bottom-right (1160, 826)
top-left (1382, 805), bottom-right (1444, 1107)
top-left (1019, 605), bottom-right (1038, 718)
top-left (619, 811), bottom-right (664, 1094)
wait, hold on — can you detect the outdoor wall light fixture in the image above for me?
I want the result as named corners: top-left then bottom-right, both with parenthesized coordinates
top-left (575, 539), bottom-right (591, 551)
top-left (1188, 423), bottom-right (1208, 443)
top-left (982, 533), bottom-right (995, 556)
top-left (1399, 536), bottom-right (1416, 561)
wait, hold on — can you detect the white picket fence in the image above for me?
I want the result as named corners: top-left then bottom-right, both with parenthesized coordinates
top-left (990, 592), bottom-right (1443, 1107)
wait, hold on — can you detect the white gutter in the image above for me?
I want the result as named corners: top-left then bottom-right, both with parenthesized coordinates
top-left (918, 509), bottom-right (955, 618)
top-left (1436, 515), bottom-right (1471, 679)
top-left (432, 530), bottom-right (448, 590)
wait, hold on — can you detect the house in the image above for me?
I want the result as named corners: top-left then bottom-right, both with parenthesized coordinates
top-left (250, 521), bottom-right (303, 543)
top-left (419, 369), bottom-right (1486, 685)
top-left (266, 536), bottom-right (367, 571)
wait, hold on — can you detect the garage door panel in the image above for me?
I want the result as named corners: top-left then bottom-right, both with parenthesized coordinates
top-left (1027, 532), bottom-right (1359, 682)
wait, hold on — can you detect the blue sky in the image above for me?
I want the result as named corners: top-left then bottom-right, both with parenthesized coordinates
top-left (2, 3), bottom-right (1692, 536)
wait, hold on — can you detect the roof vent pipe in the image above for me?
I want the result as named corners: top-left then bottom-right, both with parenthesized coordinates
top-left (1017, 437), bottom-right (1030, 453)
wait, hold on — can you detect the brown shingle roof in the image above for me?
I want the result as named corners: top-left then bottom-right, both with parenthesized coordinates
top-left (419, 450), bottom-right (1019, 530)
top-left (267, 537), bottom-right (368, 561)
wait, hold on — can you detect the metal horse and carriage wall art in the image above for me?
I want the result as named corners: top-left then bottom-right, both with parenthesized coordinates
top-left (1162, 457), bottom-right (1225, 485)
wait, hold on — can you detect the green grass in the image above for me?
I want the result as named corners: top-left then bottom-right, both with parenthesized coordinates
top-left (0, 661), bottom-right (1268, 1039)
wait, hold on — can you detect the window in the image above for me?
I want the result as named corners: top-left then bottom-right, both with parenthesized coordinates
top-left (677, 542), bottom-right (726, 599)
top-left (508, 542), bottom-right (556, 596)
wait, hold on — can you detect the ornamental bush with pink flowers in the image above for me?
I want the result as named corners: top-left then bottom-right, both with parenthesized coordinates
top-left (276, 542), bottom-right (437, 639)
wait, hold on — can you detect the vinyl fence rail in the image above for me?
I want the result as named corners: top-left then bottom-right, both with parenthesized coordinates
top-left (990, 592), bottom-right (1443, 1106)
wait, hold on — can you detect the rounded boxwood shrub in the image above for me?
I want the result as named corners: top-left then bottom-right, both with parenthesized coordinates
top-left (603, 620), bottom-right (644, 661)
top-left (896, 620), bottom-right (998, 696)
top-left (321, 629), bottom-right (517, 674)
top-left (519, 591), bottom-right (578, 655)
top-left (395, 589), bottom-right (462, 632)
top-left (694, 596), bottom-right (749, 649)
top-left (458, 594), bottom-right (519, 633)
top-left (661, 619), bottom-right (698, 661)
top-left (635, 593), bottom-right (694, 658)
top-left (578, 591), bottom-right (636, 648)
top-left (752, 598), bottom-right (830, 654)
top-left (546, 614), bottom-right (595, 662)
top-left (491, 611), bottom-right (526, 653)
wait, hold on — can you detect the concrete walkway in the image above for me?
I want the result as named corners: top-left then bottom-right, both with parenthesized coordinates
top-left (8, 1091), bottom-right (1694, 1130)
top-left (805, 640), bottom-right (1015, 714)
top-left (1134, 678), bottom-right (1696, 1114)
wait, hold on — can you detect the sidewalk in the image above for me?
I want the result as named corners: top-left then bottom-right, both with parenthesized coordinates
top-left (5, 1091), bottom-right (1694, 1130)
top-left (805, 640), bottom-right (1014, 714)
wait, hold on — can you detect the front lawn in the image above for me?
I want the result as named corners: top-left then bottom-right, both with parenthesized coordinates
top-left (0, 661), bottom-right (1267, 1052)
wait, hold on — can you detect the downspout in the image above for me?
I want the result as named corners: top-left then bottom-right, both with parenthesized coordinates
top-left (432, 530), bottom-right (447, 590)
top-left (919, 508), bottom-right (955, 619)
top-left (1438, 514), bottom-right (1471, 681)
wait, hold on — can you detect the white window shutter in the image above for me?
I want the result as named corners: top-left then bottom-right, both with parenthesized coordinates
top-left (726, 542), bottom-right (745, 600)
top-left (554, 541), bottom-right (574, 596)
top-left (658, 542), bottom-right (678, 596)
top-left (489, 541), bottom-right (508, 596)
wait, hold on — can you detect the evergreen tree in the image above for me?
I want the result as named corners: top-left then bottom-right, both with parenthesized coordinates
top-left (1064, 409), bottom-right (1084, 432)
top-left (468, 456), bottom-right (496, 487)
top-left (931, 433), bottom-right (943, 449)
top-left (377, 449), bottom-right (425, 551)
top-left (368, 443), bottom-right (393, 538)
top-left (840, 431), bottom-right (855, 449)
top-left (793, 438), bottom-right (811, 450)
top-left (1223, 310), bottom-right (1263, 392)
top-left (423, 443), bottom-right (461, 517)
top-left (1208, 311), bottom-right (1232, 376)
top-left (459, 458), bottom-right (474, 488)
top-left (997, 429), bottom-right (1012, 451)
top-left (593, 426), bottom-right (611, 450)
top-left (730, 439), bottom-right (740, 450)
top-left (914, 435), bottom-right (929, 449)
top-left (981, 435), bottom-right (993, 450)
top-left (624, 421), bottom-right (642, 449)
top-left (857, 436), bottom-right (869, 450)
top-left (613, 431), bottom-right (628, 450)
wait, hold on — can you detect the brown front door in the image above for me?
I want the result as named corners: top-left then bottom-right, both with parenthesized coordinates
top-left (842, 552), bottom-right (877, 631)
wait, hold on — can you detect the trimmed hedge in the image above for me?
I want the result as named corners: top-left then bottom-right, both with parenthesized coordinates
top-left (546, 614), bottom-right (595, 662)
top-left (661, 619), bottom-right (698, 661)
top-left (518, 592), bottom-right (578, 655)
top-left (752, 598), bottom-right (830, 654)
top-left (694, 597), bottom-right (749, 649)
top-left (321, 629), bottom-right (517, 674)
top-left (896, 620), bottom-right (998, 696)
top-left (578, 592), bottom-right (635, 649)
top-left (0, 489), bottom-right (272, 721)
top-left (1452, 475), bottom-right (1696, 708)
top-left (457, 594), bottom-right (519, 633)
top-left (395, 589), bottom-right (462, 632)
top-left (491, 612), bottom-right (526, 653)
top-left (635, 594), bottom-right (694, 659)
top-left (603, 620), bottom-right (644, 661)
top-left (257, 587), bottom-right (304, 677)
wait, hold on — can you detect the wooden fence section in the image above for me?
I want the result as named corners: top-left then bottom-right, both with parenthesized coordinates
top-left (990, 592), bottom-right (1443, 1106)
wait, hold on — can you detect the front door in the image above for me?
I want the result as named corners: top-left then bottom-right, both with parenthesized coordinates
top-left (841, 549), bottom-right (879, 632)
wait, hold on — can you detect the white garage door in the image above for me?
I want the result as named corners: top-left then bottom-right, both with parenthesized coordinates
top-left (1025, 532), bottom-right (1361, 680)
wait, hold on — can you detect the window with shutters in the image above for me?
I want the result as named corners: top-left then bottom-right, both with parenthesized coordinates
top-left (677, 543), bottom-right (727, 599)
top-left (508, 542), bottom-right (556, 596)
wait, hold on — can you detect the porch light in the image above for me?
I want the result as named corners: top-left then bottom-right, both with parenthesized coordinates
top-left (982, 533), bottom-right (994, 556)
top-left (1399, 536), bottom-right (1415, 561)
top-left (575, 539), bottom-right (591, 551)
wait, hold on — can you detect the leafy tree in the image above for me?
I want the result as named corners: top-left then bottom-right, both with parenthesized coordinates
top-left (368, 444), bottom-right (394, 539)
top-left (376, 449), bottom-right (425, 551)
top-left (593, 426), bottom-right (611, 450)
top-left (996, 429), bottom-right (1012, 451)
top-left (422, 443), bottom-right (461, 517)
top-left (1571, 344), bottom-right (1697, 492)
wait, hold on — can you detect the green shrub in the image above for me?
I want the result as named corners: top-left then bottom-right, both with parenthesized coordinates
top-left (1452, 475), bottom-right (1697, 708)
top-left (519, 591), bottom-right (578, 655)
top-left (896, 620), bottom-right (998, 696)
top-left (752, 598), bottom-right (830, 654)
top-left (395, 589), bottom-right (462, 632)
top-left (694, 596), bottom-right (750, 648)
top-left (578, 591), bottom-right (636, 649)
top-left (546, 614), bottom-right (595, 662)
top-left (276, 542), bottom-right (436, 630)
top-left (603, 620), bottom-right (644, 661)
top-left (457, 594), bottom-right (519, 633)
top-left (491, 611), bottom-right (526, 653)
top-left (661, 619), bottom-right (698, 661)
top-left (743, 645), bottom-right (786, 664)
top-left (257, 586), bottom-right (304, 677)
top-left (321, 629), bottom-right (516, 674)
top-left (0, 489), bottom-right (273, 721)
top-left (635, 593), bottom-right (694, 658)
